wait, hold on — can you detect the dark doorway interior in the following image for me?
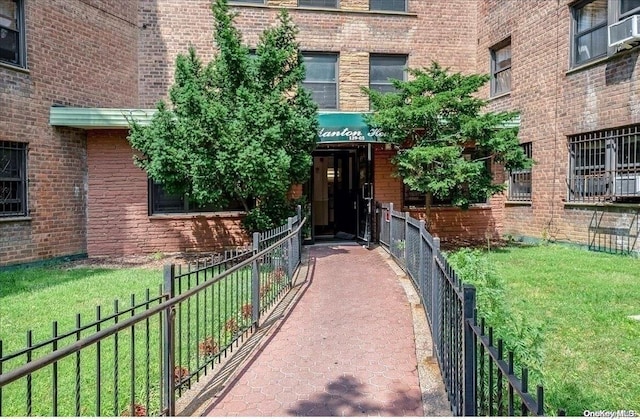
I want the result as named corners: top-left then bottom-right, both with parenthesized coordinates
top-left (310, 147), bottom-right (372, 241)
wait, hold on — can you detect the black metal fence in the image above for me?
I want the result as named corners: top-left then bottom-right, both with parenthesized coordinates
top-left (377, 202), bottom-right (546, 416)
top-left (0, 209), bottom-right (304, 417)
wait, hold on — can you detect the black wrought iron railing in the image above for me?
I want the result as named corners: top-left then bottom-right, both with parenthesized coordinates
top-left (377, 202), bottom-right (547, 416)
top-left (0, 209), bottom-right (304, 417)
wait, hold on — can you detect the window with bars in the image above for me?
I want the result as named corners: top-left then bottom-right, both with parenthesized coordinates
top-left (490, 38), bottom-right (511, 96)
top-left (298, 0), bottom-right (338, 7)
top-left (370, 0), bottom-right (406, 12)
top-left (568, 125), bottom-right (640, 202)
top-left (508, 142), bottom-right (532, 202)
top-left (369, 54), bottom-right (407, 95)
top-left (0, 0), bottom-right (26, 68)
top-left (302, 52), bottom-right (338, 109)
top-left (149, 182), bottom-right (247, 215)
top-left (0, 141), bottom-right (27, 217)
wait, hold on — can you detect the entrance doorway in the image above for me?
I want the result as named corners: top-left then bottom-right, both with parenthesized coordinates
top-left (309, 147), bottom-right (373, 242)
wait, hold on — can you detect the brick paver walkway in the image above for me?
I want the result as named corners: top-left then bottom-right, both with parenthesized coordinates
top-left (197, 244), bottom-right (442, 416)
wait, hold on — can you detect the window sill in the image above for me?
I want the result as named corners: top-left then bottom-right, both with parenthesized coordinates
top-left (149, 211), bottom-right (246, 220)
top-left (402, 204), bottom-right (492, 212)
top-left (228, 2), bottom-right (417, 17)
top-left (0, 61), bottom-right (30, 74)
top-left (566, 46), bottom-right (639, 75)
top-left (0, 216), bottom-right (32, 223)
top-left (564, 201), bottom-right (640, 209)
top-left (488, 92), bottom-right (511, 101)
top-left (505, 200), bottom-right (532, 206)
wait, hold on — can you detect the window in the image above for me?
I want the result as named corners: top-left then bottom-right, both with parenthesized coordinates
top-left (572, 0), bottom-right (608, 66)
top-left (370, 0), bottom-right (406, 12)
top-left (490, 39), bottom-right (511, 96)
top-left (0, 141), bottom-right (27, 217)
top-left (0, 0), bottom-right (26, 68)
top-left (508, 142), bottom-right (532, 202)
top-left (620, 0), bottom-right (640, 16)
top-left (369, 54), bottom-right (407, 94)
top-left (568, 125), bottom-right (640, 202)
top-left (149, 182), bottom-right (246, 214)
top-left (302, 52), bottom-right (338, 109)
top-left (298, 0), bottom-right (338, 7)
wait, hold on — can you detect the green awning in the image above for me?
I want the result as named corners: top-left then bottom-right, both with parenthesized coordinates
top-left (316, 112), bottom-right (383, 144)
top-left (49, 107), bottom-right (520, 140)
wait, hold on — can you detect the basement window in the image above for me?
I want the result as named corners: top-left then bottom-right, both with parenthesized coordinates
top-left (508, 142), bottom-right (532, 202)
top-left (149, 181), bottom-right (248, 215)
top-left (0, 141), bottom-right (28, 217)
top-left (568, 125), bottom-right (640, 202)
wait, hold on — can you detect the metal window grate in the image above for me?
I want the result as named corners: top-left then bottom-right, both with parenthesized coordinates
top-left (508, 142), bottom-right (532, 201)
top-left (568, 125), bottom-right (640, 202)
top-left (0, 140), bottom-right (27, 217)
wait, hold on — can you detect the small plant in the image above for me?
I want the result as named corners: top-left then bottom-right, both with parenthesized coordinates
top-left (151, 252), bottom-right (165, 261)
top-left (120, 403), bottom-right (147, 417)
top-left (273, 267), bottom-right (287, 283)
top-left (260, 282), bottom-right (273, 299)
top-left (198, 336), bottom-right (218, 357)
top-left (173, 366), bottom-right (189, 383)
top-left (224, 318), bottom-right (239, 334)
top-left (241, 303), bottom-right (253, 320)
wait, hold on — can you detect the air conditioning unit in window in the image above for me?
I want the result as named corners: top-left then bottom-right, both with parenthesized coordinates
top-left (608, 15), bottom-right (640, 50)
top-left (614, 175), bottom-right (640, 196)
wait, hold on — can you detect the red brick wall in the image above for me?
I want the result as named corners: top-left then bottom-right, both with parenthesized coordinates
top-left (478, 0), bottom-right (640, 249)
top-left (86, 131), bottom-right (249, 257)
top-left (0, 0), bottom-right (139, 266)
top-left (373, 146), bottom-right (502, 244)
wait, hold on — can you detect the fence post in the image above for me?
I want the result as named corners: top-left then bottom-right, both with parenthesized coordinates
top-left (404, 211), bottom-right (409, 263)
top-left (162, 264), bottom-right (176, 417)
top-left (296, 205), bottom-right (302, 265)
top-left (418, 220), bottom-right (426, 305)
top-left (463, 284), bottom-right (477, 416)
top-left (287, 216), bottom-right (294, 282)
top-left (388, 202), bottom-right (394, 246)
top-left (251, 232), bottom-right (261, 327)
top-left (431, 237), bottom-right (440, 357)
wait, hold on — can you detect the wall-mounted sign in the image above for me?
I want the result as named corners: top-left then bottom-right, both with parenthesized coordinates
top-left (317, 112), bottom-right (385, 143)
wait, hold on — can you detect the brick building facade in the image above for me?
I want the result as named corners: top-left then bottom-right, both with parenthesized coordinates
top-left (1, 0), bottom-right (139, 265)
top-left (478, 0), bottom-right (640, 252)
top-left (2, 0), bottom-right (640, 266)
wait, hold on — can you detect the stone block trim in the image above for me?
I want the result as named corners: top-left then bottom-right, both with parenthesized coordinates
top-left (86, 131), bottom-right (249, 257)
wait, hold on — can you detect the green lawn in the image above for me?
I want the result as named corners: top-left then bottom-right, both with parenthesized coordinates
top-left (0, 266), bottom-right (164, 416)
top-left (0, 261), bottom-right (285, 416)
top-left (487, 244), bottom-right (640, 415)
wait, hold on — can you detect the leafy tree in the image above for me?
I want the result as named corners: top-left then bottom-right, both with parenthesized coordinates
top-left (128, 0), bottom-right (318, 233)
top-left (364, 62), bottom-right (530, 227)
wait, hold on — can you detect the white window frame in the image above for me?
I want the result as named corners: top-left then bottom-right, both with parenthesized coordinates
top-left (302, 52), bottom-right (339, 110)
top-left (490, 38), bottom-right (511, 97)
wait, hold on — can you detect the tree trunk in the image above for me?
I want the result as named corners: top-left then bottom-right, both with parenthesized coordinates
top-left (424, 192), bottom-right (433, 231)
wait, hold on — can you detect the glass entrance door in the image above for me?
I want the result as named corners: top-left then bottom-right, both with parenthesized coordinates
top-left (357, 145), bottom-right (373, 245)
top-left (312, 150), bottom-right (357, 239)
